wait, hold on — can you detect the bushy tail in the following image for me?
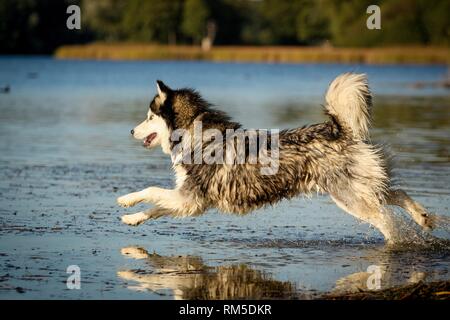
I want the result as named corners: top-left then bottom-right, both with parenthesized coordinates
top-left (325, 73), bottom-right (372, 140)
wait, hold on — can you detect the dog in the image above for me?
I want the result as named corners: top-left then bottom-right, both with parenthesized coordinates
top-left (118, 246), bottom-right (294, 299)
top-left (117, 73), bottom-right (434, 243)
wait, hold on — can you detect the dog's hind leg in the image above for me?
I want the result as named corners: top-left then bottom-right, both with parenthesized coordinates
top-left (121, 206), bottom-right (174, 226)
top-left (331, 193), bottom-right (394, 242)
top-left (386, 189), bottom-right (434, 230)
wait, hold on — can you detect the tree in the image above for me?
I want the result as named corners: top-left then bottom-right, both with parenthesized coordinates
top-left (325, 0), bottom-right (379, 46)
top-left (260, 0), bottom-right (302, 44)
top-left (82, 0), bottom-right (127, 41)
top-left (1, 0), bottom-right (449, 53)
top-left (121, 0), bottom-right (183, 44)
top-left (206, 0), bottom-right (245, 45)
top-left (296, 0), bottom-right (330, 44)
top-left (324, 0), bottom-right (449, 47)
top-left (420, 0), bottom-right (450, 45)
top-left (0, 0), bottom-right (89, 54)
top-left (379, 0), bottom-right (428, 45)
top-left (182, 0), bottom-right (210, 44)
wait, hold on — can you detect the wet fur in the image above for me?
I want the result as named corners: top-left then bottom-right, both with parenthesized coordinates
top-left (118, 74), bottom-right (434, 243)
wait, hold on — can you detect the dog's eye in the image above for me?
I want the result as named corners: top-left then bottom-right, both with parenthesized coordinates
top-left (148, 115), bottom-right (154, 121)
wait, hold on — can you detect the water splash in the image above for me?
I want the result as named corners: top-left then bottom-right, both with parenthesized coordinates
top-left (382, 206), bottom-right (450, 250)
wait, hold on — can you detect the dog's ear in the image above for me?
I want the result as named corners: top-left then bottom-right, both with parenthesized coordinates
top-left (156, 80), bottom-right (171, 104)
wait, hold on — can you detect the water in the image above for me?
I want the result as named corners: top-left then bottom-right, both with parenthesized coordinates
top-left (0, 57), bottom-right (448, 299)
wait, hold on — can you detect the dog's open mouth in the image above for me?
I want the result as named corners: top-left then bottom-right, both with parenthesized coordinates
top-left (143, 132), bottom-right (157, 147)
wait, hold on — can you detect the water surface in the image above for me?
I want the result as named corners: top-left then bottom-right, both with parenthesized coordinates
top-left (0, 58), bottom-right (448, 299)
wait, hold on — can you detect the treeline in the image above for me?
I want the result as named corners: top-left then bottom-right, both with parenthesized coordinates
top-left (1, 0), bottom-right (449, 54)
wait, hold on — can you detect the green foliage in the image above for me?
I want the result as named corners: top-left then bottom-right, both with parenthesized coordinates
top-left (82, 0), bottom-right (127, 41)
top-left (325, 0), bottom-right (378, 46)
top-left (0, 0), bottom-right (88, 54)
top-left (121, 0), bottom-right (183, 43)
top-left (207, 0), bottom-right (246, 45)
top-left (296, 0), bottom-right (330, 44)
top-left (260, 0), bottom-right (302, 44)
top-left (1, 0), bottom-right (449, 53)
top-left (421, 0), bottom-right (450, 45)
top-left (325, 0), bottom-right (450, 46)
top-left (182, 0), bottom-right (210, 43)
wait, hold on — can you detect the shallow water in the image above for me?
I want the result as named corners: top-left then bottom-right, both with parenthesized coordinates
top-left (0, 57), bottom-right (449, 299)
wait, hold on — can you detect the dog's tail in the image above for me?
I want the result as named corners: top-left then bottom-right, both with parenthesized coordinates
top-left (325, 73), bottom-right (372, 140)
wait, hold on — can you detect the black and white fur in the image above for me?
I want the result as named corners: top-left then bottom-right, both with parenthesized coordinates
top-left (117, 74), bottom-right (434, 244)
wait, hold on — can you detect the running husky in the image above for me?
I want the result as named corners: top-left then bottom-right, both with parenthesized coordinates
top-left (117, 73), bottom-right (434, 243)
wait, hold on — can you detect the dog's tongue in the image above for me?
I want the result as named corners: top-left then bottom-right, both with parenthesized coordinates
top-left (144, 132), bottom-right (157, 146)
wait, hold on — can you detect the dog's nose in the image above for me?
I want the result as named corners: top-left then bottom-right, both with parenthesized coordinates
top-left (130, 129), bottom-right (134, 135)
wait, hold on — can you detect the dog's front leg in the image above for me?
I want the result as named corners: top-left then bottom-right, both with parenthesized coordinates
top-left (121, 206), bottom-right (173, 226)
top-left (119, 186), bottom-right (202, 218)
top-left (117, 191), bottom-right (142, 208)
top-left (117, 186), bottom-right (164, 208)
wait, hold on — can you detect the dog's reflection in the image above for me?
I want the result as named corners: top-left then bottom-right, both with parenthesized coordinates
top-left (331, 269), bottom-right (427, 295)
top-left (118, 245), bottom-right (447, 299)
top-left (118, 246), bottom-right (296, 299)
top-left (329, 246), bottom-right (446, 296)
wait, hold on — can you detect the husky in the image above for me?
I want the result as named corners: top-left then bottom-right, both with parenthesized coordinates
top-left (117, 73), bottom-right (434, 243)
top-left (118, 246), bottom-right (294, 299)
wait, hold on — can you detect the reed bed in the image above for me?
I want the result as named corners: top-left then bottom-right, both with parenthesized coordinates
top-left (55, 43), bottom-right (450, 64)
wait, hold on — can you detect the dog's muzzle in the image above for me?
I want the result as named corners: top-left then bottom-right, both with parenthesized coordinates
top-left (143, 132), bottom-right (157, 147)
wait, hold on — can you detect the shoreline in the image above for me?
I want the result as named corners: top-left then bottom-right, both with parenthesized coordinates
top-left (54, 43), bottom-right (450, 65)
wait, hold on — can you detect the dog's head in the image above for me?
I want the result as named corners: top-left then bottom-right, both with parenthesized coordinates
top-left (131, 80), bottom-right (207, 154)
top-left (131, 81), bottom-right (173, 153)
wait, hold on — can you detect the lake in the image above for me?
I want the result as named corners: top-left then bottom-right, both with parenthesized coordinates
top-left (0, 57), bottom-right (449, 299)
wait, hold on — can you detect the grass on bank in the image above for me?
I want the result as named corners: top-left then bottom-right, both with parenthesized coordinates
top-left (55, 43), bottom-right (450, 64)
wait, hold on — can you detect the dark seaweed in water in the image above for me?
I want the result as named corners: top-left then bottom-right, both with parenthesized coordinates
top-left (324, 281), bottom-right (450, 300)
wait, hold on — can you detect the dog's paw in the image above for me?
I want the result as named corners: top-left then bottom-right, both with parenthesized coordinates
top-left (121, 246), bottom-right (149, 259)
top-left (417, 212), bottom-right (435, 231)
top-left (121, 212), bottom-right (148, 226)
top-left (117, 270), bottom-right (136, 280)
top-left (117, 194), bottom-right (139, 208)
